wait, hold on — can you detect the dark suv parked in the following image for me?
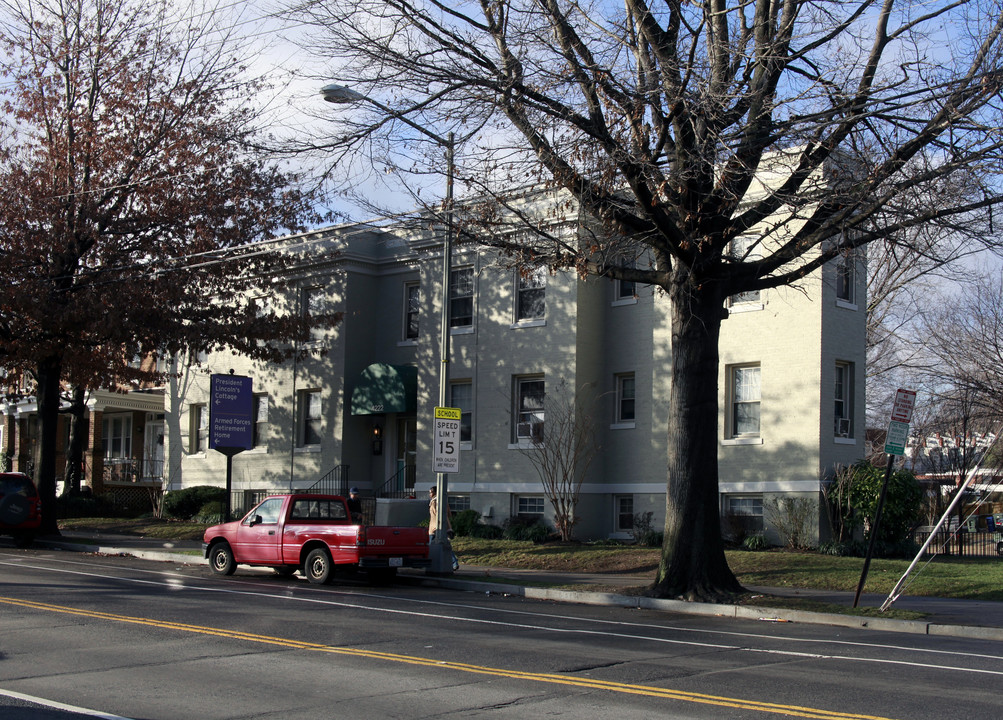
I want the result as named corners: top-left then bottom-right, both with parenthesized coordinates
top-left (0, 472), bottom-right (41, 548)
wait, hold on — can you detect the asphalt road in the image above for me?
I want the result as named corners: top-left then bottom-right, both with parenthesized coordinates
top-left (2, 546), bottom-right (1002, 720)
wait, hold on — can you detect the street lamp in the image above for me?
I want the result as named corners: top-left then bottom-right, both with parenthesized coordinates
top-left (322, 84), bottom-right (456, 574)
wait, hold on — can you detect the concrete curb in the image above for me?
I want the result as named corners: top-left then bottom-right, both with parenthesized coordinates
top-left (40, 539), bottom-right (203, 566)
top-left (409, 574), bottom-right (1003, 641)
top-left (38, 539), bottom-right (1003, 641)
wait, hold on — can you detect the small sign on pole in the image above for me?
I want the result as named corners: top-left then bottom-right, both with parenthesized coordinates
top-left (883, 388), bottom-right (916, 456)
top-left (432, 406), bottom-right (461, 474)
top-left (889, 388), bottom-right (917, 424)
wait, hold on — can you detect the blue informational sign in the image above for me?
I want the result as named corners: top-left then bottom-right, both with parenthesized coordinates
top-left (210, 374), bottom-right (253, 451)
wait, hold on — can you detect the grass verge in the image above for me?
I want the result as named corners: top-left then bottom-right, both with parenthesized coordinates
top-left (55, 519), bottom-right (1003, 609)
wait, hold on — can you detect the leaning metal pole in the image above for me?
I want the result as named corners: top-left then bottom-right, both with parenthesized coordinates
top-left (880, 428), bottom-right (1003, 612)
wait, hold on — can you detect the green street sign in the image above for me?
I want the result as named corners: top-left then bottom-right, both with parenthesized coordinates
top-left (884, 419), bottom-right (909, 456)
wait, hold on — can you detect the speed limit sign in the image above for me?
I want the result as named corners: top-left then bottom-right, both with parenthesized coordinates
top-left (432, 406), bottom-right (461, 474)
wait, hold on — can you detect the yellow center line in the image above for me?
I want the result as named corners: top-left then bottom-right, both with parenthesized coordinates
top-left (0, 595), bottom-right (898, 720)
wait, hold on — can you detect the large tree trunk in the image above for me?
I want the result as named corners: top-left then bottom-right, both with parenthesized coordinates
top-left (35, 355), bottom-right (63, 536)
top-left (652, 276), bottom-right (743, 600)
top-left (63, 385), bottom-right (88, 495)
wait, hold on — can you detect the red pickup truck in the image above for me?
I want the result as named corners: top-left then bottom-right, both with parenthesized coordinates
top-left (202, 493), bottom-right (430, 584)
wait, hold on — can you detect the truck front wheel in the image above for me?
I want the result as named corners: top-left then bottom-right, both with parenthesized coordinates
top-left (305, 548), bottom-right (334, 584)
top-left (209, 543), bottom-right (236, 576)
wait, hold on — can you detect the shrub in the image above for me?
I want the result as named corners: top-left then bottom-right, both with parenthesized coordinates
top-left (451, 509), bottom-right (481, 537)
top-left (847, 462), bottom-right (923, 545)
top-left (57, 493), bottom-right (117, 519)
top-left (162, 485), bottom-right (227, 521)
top-left (469, 523), bottom-right (504, 539)
top-left (741, 533), bottom-right (770, 551)
top-left (502, 516), bottom-right (551, 542)
top-left (765, 496), bottom-right (817, 550)
top-left (194, 501), bottom-right (227, 525)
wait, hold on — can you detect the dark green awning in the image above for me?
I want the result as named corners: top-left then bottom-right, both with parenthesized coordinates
top-left (351, 363), bottom-right (418, 415)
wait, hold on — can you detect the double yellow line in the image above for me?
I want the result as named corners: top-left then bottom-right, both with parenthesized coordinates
top-left (0, 595), bottom-right (896, 720)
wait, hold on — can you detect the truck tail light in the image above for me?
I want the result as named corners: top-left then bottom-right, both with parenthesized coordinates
top-left (356, 527), bottom-right (366, 547)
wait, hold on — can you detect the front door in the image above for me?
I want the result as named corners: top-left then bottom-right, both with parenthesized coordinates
top-left (396, 417), bottom-right (417, 495)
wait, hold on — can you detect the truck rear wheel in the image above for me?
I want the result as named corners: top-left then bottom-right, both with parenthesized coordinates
top-left (209, 543), bottom-right (236, 576)
top-left (305, 548), bottom-right (334, 584)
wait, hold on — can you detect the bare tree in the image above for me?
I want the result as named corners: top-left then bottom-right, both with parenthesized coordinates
top-left (909, 278), bottom-right (1003, 539)
top-left (518, 378), bottom-right (600, 542)
top-left (289, 0), bottom-right (1003, 599)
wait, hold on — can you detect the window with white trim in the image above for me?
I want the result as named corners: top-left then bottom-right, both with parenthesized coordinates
top-left (517, 496), bottom-right (545, 516)
top-left (834, 362), bottom-right (854, 438)
top-left (729, 364), bottom-right (761, 438)
top-left (836, 252), bottom-right (855, 303)
top-left (403, 282), bottom-right (420, 340)
top-left (301, 286), bottom-right (327, 343)
top-left (252, 394), bottom-right (269, 448)
top-left (447, 495), bottom-right (471, 512)
top-left (187, 406), bottom-right (206, 454)
top-left (450, 381), bottom-right (472, 442)
top-left (298, 389), bottom-right (322, 447)
top-left (615, 373), bottom-right (636, 423)
top-left (616, 277), bottom-right (636, 301)
top-left (616, 495), bottom-right (634, 532)
top-left (728, 236), bottom-right (761, 305)
top-left (725, 495), bottom-right (764, 533)
top-left (104, 415), bottom-right (133, 459)
top-left (514, 377), bottom-right (545, 442)
top-left (516, 266), bottom-right (546, 321)
top-left (449, 267), bottom-right (474, 328)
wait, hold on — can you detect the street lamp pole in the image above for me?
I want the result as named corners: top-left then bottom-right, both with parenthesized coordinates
top-left (321, 84), bottom-right (456, 573)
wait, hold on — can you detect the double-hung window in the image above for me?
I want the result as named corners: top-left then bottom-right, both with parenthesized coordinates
top-left (516, 267), bottom-right (546, 322)
top-left (449, 268), bottom-right (474, 328)
top-left (188, 405), bottom-right (207, 453)
top-left (252, 394), bottom-right (269, 448)
top-left (301, 286), bottom-right (327, 343)
top-left (729, 365), bottom-right (761, 438)
top-left (403, 282), bottom-right (420, 341)
top-left (616, 495), bottom-right (634, 533)
top-left (514, 377), bottom-right (545, 443)
top-left (104, 415), bottom-right (133, 459)
top-left (834, 362), bottom-right (854, 438)
top-left (298, 389), bottom-right (322, 447)
top-left (728, 236), bottom-right (761, 306)
top-left (615, 373), bottom-right (635, 424)
top-left (836, 253), bottom-right (855, 304)
top-left (450, 381), bottom-right (473, 443)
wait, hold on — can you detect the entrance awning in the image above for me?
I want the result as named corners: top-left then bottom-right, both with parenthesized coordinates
top-left (351, 363), bottom-right (418, 415)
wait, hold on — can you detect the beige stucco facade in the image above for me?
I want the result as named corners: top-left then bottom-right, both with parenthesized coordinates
top-left (168, 197), bottom-right (866, 542)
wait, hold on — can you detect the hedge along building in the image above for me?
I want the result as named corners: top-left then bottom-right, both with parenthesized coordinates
top-left (169, 181), bottom-right (866, 543)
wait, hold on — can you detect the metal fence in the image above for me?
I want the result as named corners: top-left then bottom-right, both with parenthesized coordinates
top-left (913, 529), bottom-right (1003, 558)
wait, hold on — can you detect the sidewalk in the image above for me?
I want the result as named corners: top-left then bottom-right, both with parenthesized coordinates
top-left (33, 532), bottom-right (1003, 641)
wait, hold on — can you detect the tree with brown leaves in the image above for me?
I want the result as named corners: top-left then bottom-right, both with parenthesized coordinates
top-left (0, 0), bottom-right (327, 534)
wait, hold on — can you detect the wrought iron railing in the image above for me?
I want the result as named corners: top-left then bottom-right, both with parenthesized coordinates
top-left (913, 529), bottom-right (1003, 558)
top-left (103, 458), bottom-right (164, 484)
top-left (306, 464), bottom-right (350, 495)
top-left (377, 464), bottom-right (418, 499)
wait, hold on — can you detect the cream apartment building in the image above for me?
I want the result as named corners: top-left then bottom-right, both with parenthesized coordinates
top-left (169, 195), bottom-right (866, 543)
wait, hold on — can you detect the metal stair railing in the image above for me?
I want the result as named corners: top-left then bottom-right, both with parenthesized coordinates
top-left (377, 464), bottom-right (417, 499)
